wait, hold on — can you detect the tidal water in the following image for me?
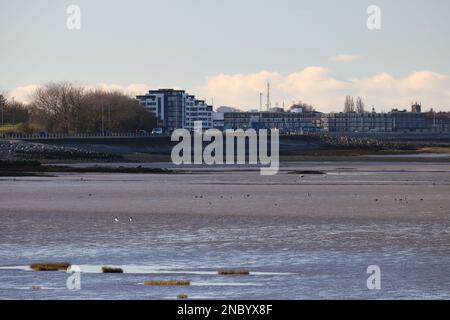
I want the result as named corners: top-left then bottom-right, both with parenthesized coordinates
top-left (1, 161), bottom-right (450, 299)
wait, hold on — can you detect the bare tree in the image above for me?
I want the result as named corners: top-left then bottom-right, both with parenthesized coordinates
top-left (0, 94), bottom-right (6, 126)
top-left (31, 82), bottom-right (84, 133)
top-left (82, 90), bottom-right (156, 133)
top-left (344, 96), bottom-right (355, 113)
top-left (356, 97), bottom-right (365, 113)
top-left (0, 94), bottom-right (30, 126)
top-left (29, 82), bottom-right (157, 134)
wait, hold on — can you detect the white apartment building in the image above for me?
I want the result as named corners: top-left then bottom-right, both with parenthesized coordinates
top-left (136, 89), bottom-right (212, 132)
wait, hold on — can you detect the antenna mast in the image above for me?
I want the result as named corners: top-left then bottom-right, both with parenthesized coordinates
top-left (259, 92), bottom-right (263, 113)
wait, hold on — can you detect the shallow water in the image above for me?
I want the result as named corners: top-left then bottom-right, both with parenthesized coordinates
top-left (1, 161), bottom-right (450, 299)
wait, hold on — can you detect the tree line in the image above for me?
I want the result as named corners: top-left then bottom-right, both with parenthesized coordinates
top-left (0, 95), bottom-right (29, 126)
top-left (0, 82), bottom-right (156, 134)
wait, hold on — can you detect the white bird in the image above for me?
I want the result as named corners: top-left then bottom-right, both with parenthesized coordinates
top-left (114, 216), bottom-right (119, 222)
top-left (129, 217), bottom-right (133, 222)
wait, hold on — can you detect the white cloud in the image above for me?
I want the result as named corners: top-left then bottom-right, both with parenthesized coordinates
top-left (90, 83), bottom-right (151, 97)
top-left (7, 70), bottom-right (450, 113)
top-left (5, 84), bottom-right (42, 104)
top-left (198, 67), bottom-right (450, 112)
top-left (330, 54), bottom-right (360, 62)
top-left (198, 70), bottom-right (283, 108)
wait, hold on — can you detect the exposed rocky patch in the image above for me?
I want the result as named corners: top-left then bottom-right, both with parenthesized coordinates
top-left (0, 140), bottom-right (119, 161)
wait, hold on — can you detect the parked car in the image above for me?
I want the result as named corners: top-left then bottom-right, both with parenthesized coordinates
top-left (137, 130), bottom-right (149, 136)
top-left (151, 128), bottom-right (163, 135)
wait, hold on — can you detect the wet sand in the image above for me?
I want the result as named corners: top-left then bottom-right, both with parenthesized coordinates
top-left (1, 161), bottom-right (449, 221)
top-left (1, 161), bottom-right (450, 299)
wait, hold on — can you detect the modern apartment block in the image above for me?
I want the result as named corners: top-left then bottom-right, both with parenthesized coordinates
top-left (184, 95), bottom-right (213, 131)
top-left (136, 89), bottom-right (212, 132)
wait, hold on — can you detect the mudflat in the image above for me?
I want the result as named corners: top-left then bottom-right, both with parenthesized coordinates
top-left (1, 161), bottom-right (449, 221)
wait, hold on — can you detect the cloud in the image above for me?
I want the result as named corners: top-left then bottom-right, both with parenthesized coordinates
top-left (8, 69), bottom-right (450, 113)
top-left (5, 84), bottom-right (42, 104)
top-left (90, 83), bottom-right (151, 97)
top-left (330, 54), bottom-right (360, 62)
top-left (198, 68), bottom-right (450, 112)
top-left (198, 70), bottom-right (283, 108)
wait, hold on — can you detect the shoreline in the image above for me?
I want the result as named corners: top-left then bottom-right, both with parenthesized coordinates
top-left (2, 150), bottom-right (450, 177)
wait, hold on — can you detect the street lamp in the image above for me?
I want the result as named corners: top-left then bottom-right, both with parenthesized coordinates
top-left (101, 103), bottom-right (105, 136)
top-left (0, 93), bottom-right (4, 127)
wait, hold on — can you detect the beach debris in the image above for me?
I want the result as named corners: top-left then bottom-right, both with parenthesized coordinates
top-left (177, 294), bottom-right (189, 299)
top-left (218, 269), bottom-right (250, 276)
top-left (101, 266), bottom-right (124, 273)
top-left (144, 280), bottom-right (191, 286)
top-left (30, 262), bottom-right (71, 271)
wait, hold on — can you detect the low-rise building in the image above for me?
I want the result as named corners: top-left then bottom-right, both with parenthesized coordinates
top-left (324, 112), bottom-right (394, 133)
top-left (391, 110), bottom-right (430, 133)
top-left (223, 110), bottom-right (320, 133)
top-left (323, 103), bottom-right (445, 134)
top-left (212, 112), bottom-right (224, 130)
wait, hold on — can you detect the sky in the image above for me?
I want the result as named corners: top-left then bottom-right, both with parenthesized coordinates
top-left (1, 0), bottom-right (450, 112)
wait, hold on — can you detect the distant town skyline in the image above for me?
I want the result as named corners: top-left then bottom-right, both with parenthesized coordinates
top-left (1, 0), bottom-right (450, 112)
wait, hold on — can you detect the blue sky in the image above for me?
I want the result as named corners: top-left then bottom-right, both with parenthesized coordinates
top-left (1, 0), bottom-right (450, 111)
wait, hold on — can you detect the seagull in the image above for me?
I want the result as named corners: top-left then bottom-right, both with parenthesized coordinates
top-left (114, 216), bottom-right (119, 222)
top-left (129, 217), bottom-right (133, 222)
